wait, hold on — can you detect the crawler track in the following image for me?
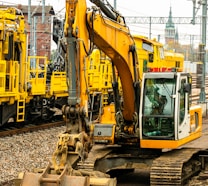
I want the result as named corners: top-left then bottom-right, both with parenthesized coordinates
top-left (151, 148), bottom-right (202, 185)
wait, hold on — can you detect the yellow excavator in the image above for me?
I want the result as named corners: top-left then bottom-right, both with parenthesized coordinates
top-left (19, 0), bottom-right (206, 185)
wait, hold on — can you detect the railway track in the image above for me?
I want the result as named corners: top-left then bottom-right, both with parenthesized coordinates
top-left (0, 119), bottom-right (65, 137)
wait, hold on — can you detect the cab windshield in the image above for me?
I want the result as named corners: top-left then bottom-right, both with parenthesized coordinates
top-left (142, 78), bottom-right (176, 139)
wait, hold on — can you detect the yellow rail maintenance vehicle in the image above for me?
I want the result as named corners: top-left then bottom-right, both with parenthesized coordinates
top-left (133, 35), bottom-right (184, 80)
top-left (19, 1), bottom-right (207, 186)
top-left (0, 7), bottom-right (68, 126)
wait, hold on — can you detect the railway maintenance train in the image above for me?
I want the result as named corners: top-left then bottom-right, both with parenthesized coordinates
top-left (0, 7), bottom-right (114, 127)
top-left (18, 0), bottom-right (208, 186)
top-left (0, 7), bottom-right (69, 126)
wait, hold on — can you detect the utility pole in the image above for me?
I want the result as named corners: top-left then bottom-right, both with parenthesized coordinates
top-left (42, 0), bottom-right (45, 23)
top-left (28, 0), bottom-right (47, 59)
top-left (192, 0), bottom-right (196, 24)
top-left (149, 17), bottom-right (152, 39)
top-left (33, 16), bottom-right (37, 58)
top-left (198, 0), bottom-right (207, 103)
top-left (114, 0), bottom-right (117, 9)
top-left (28, 0), bottom-right (31, 24)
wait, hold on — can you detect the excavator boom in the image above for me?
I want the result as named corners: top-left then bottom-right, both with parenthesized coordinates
top-left (85, 8), bottom-right (138, 120)
top-left (64, 0), bottom-right (139, 122)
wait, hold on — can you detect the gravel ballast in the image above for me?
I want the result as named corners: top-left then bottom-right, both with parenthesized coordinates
top-left (0, 126), bottom-right (66, 185)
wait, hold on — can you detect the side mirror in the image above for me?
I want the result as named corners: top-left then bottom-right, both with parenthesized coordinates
top-left (183, 83), bottom-right (191, 94)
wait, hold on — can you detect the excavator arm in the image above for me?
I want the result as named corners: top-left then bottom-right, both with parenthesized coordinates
top-left (64, 0), bottom-right (139, 123)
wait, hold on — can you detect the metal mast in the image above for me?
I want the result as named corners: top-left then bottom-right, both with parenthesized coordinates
top-left (198, 0), bottom-right (207, 102)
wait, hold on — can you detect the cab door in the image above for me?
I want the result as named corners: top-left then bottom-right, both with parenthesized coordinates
top-left (176, 75), bottom-right (190, 140)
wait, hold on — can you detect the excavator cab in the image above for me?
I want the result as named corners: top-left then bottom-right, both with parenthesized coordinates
top-left (139, 72), bottom-right (202, 149)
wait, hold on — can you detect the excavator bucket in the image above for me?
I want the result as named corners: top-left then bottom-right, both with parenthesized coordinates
top-left (20, 173), bottom-right (89, 186)
top-left (18, 162), bottom-right (117, 186)
top-left (20, 173), bottom-right (116, 186)
top-left (19, 163), bottom-right (89, 186)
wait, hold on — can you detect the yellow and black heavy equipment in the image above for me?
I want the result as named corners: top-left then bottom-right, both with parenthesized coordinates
top-left (0, 7), bottom-right (69, 126)
top-left (19, 0), bottom-right (207, 186)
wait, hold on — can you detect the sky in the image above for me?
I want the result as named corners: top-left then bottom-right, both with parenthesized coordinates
top-left (1, 0), bottom-right (205, 47)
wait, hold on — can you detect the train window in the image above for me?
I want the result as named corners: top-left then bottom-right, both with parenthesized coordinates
top-left (149, 53), bottom-right (153, 62)
top-left (142, 42), bottom-right (153, 52)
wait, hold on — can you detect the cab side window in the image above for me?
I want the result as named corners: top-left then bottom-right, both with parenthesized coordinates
top-left (179, 79), bottom-right (186, 124)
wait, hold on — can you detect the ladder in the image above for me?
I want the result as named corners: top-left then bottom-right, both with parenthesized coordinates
top-left (16, 99), bottom-right (25, 122)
